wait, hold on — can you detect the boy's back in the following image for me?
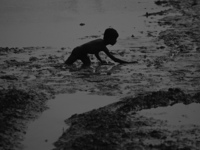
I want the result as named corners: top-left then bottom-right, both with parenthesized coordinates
top-left (74, 39), bottom-right (107, 56)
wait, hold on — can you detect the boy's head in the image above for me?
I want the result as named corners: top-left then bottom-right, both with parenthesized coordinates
top-left (103, 28), bottom-right (119, 45)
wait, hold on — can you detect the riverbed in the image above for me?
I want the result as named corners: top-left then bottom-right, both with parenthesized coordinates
top-left (0, 0), bottom-right (200, 150)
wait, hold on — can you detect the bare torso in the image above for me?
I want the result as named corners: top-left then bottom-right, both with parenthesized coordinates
top-left (74, 39), bottom-right (107, 55)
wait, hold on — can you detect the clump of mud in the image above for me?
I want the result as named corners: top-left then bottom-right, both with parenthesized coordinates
top-left (0, 87), bottom-right (50, 150)
top-left (54, 88), bottom-right (200, 150)
top-left (115, 88), bottom-right (199, 113)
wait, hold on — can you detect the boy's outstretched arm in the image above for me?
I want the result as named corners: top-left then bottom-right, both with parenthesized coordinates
top-left (103, 48), bottom-right (133, 64)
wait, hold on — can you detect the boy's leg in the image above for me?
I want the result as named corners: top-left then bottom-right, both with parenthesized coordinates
top-left (65, 54), bottom-right (77, 65)
top-left (80, 55), bottom-right (91, 67)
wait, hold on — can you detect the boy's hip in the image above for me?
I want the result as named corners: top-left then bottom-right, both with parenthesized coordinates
top-left (71, 47), bottom-right (87, 58)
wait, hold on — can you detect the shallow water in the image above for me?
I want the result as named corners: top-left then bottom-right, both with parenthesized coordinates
top-left (22, 92), bottom-right (118, 150)
top-left (138, 103), bottom-right (200, 127)
top-left (0, 0), bottom-right (166, 47)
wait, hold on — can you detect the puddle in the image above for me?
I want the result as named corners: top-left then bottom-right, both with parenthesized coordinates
top-left (22, 92), bottom-right (118, 150)
top-left (138, 103), bottom-right (200, 127)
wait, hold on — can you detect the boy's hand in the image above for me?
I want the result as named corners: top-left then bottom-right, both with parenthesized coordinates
top-left (120, 61), bottom-right (138, 64)
top-left (129, 61), bottom-right (138, 64)
top-left (101, 60), bottom-right (107, 65)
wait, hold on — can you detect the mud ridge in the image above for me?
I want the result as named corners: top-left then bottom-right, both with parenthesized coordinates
top-left (54, 88), bottom-right (200, 150)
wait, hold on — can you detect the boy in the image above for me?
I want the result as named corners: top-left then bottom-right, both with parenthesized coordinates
top-left (65, 28), bottom-right (136, 67)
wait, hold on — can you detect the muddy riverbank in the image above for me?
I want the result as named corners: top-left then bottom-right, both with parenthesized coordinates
top-left (0, 0), bottom-right (200, 149)
top-left (53, 0), bottom-right (200, 150)
top-left (54, 89), bottom-right (200, 150)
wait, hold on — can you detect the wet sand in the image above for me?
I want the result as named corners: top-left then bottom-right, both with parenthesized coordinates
top-left (0, 0), bottom-right (200, 150)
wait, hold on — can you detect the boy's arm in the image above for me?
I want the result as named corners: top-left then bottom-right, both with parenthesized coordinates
top-left (95, 53), bottom-right (103, 63)
top-left (103, 48), bottom-right (130, 64)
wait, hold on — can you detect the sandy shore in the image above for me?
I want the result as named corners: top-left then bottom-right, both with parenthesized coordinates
top-left (0, 0), bottom-right (200, 149)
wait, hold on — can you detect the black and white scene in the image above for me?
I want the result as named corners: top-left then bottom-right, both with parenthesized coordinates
top-left (0, 0), bottom-right (200, 149)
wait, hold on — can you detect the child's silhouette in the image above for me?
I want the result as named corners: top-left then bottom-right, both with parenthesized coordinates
top-left (65, 28), bottom-right (136, 67)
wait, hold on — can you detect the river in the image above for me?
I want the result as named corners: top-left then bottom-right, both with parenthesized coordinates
top-left (0, 0), bottom-right (165, 47)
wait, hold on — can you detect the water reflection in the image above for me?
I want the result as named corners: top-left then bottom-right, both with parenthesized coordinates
top-left (64, 0), bottom-right (103, 14)
top-left (93, 0), bottom-right (103, 13)
top-left (0, 0), bottom-right (166, 47)
top-left (66, 0), bottom-right (78, 13)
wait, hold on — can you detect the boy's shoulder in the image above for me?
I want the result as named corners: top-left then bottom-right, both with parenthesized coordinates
top-left (88, 39), bottom-right (104, 45)
top-left (82, 39), bottom-right (106, 48)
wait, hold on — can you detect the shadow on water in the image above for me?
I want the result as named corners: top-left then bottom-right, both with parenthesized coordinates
top-left (22, 92), bottom-right (118, 150)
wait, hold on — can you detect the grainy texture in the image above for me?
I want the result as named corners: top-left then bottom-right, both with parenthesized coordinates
top-left (0, 0), bottom-right (200, 149)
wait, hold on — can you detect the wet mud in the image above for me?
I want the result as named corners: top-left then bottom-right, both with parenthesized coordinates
top-left (53, 0), bottom-right (200, 150)
top-left (54, 89), bottom-right (200, 150)
top-left (0, 87), bottom-right (52, 150)
top-left (0, 0), bottom-right (200, 149)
